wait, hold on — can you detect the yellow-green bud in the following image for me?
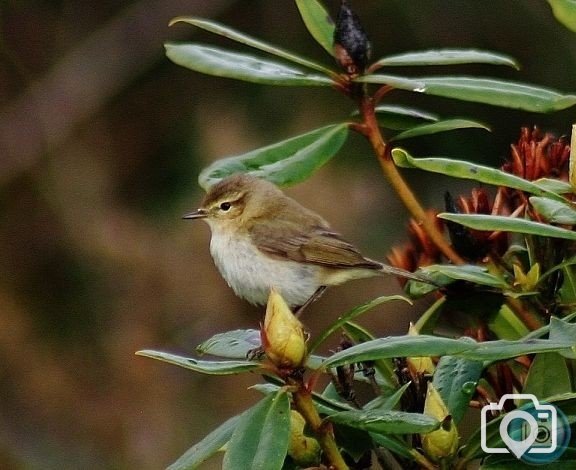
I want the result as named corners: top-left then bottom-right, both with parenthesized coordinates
top-left (407, 323), bottom-right (435, 375)
top-left (421, 383), bottom-right (459, 463)
top-left (287, 410), bottom-right (321, 467)
top-left (262, 289), bottom-right (307, 368)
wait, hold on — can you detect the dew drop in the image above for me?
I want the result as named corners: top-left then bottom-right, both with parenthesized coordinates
top-left (462, 381), bottom-right (476, 394)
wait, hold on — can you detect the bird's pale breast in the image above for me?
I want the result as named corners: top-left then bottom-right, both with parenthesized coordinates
top-left (209, 229), bottom-right (319, 307)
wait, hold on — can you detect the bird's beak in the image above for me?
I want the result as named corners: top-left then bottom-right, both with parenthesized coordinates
top-left (182, 208), bottom-right (207, 220)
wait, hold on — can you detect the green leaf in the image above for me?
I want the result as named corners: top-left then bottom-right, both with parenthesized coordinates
top-left (523, 352), bottom-right (572, 397)
top-left (365, 383), bottom-right (412, 411)
top-left (308, 295), bottom-right (411, 354)
top-left (295, 0), bottom-right (335, 55)
top-left (165, 43), bottom-right (333, 87)
top-left (167, 413), bottom-right (242, 470)
top-left (371, 105), bottom-right (439, 130)
top-left (323, 335), bottom-right (478, 368)
top-left (548, 0), bottom-right (576, 32)
top-left (136, 350), bottom-right (260, 375)
top-left (488, 304), bottom-right (531, 340)
top-left (530, 196), bottom-right (576, 224)
top-left (370, 433), bottom-right (415, 459)
top-left (420, 264), bottom-right (509, 289)
top-left (329, 409), bottom-right (440, 434)
top-left (391, 118), bottom-right (490, 141)
top-left (371, 49), bottom-right (519, 69)
top-left (323, 334), bottom-right (574, 367)
top-left (196, 329), bottom-right (261, 359)
top-left (432, 356), bottom-right (483, 424)
top-left (198, 123), bottom-right (349, 189)
top-left (340, 321), bottom-right (398, 391)
top-left (437, 213), bottom-right (576, 240)
top-left (356, 75), bottom-right (576, 112)
top-left (549, 316), bottom-right (576, 359)
top-left (391, 148), bottom-right (566, 201)
top-left (413, 296), bottom-right (446, 334)
top-left (459, 338), bottom-right (575, 362)
top-left (169, 17), bottom-right (334, 75)
top-left (533, 178), bottom-right (574, 194)
top-left (223, 390), bottom-right (290, 470)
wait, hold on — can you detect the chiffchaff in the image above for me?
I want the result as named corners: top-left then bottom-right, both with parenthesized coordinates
top-left (184, 173), bottom-right (430, 308)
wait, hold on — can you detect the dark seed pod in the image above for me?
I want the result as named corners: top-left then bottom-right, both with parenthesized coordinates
top-left (334, 0), bottom-right (371, 75)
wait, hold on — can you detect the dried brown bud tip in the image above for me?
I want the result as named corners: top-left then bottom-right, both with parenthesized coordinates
top-left (334, 0), bottom-right (371, 74)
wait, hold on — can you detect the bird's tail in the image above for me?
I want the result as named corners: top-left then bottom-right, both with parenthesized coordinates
top-left (378, 262), bottom-right (437, 286)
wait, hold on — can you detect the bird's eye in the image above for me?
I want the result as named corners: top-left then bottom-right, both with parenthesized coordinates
top-left (219, 202), bottom-right (232, 211)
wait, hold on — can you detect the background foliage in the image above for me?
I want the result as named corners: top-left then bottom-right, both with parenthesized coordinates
top-left (1, 1), bottom-right (576, 469)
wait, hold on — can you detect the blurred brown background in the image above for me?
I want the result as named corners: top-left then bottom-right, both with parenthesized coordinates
top-left (0, 1), bottom-right (574, 468)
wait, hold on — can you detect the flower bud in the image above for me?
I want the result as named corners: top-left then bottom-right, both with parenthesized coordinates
top-left (334, 0), bottom-right (371, 74)
top-left (406, 323), bottom-right (435, 376)
top-left (262, 289), bottom-right (307, 368)
top-left (513, 263), bottom-right (540, 292)
top-left (421, 383), bottom-right (459, 463)
top-left (288, 410), bottom-right (321, 466)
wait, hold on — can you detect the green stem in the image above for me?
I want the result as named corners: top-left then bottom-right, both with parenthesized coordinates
top-left (292, 384), bottom-right (349, 470)
top-left (359, 96), bottom-right (465, 266)
top-left (410, 449), bottom-right (437, 470)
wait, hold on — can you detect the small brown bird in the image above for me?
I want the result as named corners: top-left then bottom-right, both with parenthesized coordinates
top-left (184, 173), bottom-right (428, 308)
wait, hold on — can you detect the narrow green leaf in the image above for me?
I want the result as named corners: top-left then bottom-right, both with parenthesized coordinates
top-left (167, 413), bottom-right (242, 470)
top-left (365, 383), bottom-right (412, 411)
top-left (329, 409), bottom-right (440, 434)
top-left (196, 329), bottom-right (261, 359)
top-left (295, 0), bottom-right (335, 55)
top-left (198, 123), bottom-right (349, 189)
top-left (223, 391), bottom-right (290, 470)
top-left (391, 148), bottom-right (566, 201)
top-left (370, 433), bottom-right (415, 459)
top-left (323, 335), bottom-right (478, 368)
top-left (437, 213), bottom-right (576, 240)
top-left (549, 316), bottom-right (576, 359)
top-left (374, 105), bottom-right (439, 122)
top-left (413, 296), bottom-right (446, 334)
top-left (530, 196), bottom-right (576, 224)
top-left (391, 118), bottom-right (490, 141)
top-left (323, 334), bottom-right (574, 367)
top-left (170, 17), bottom-right (335, 75)
top-left (548, 0), bottom-right (576, 32)
top-left (308, 295), bottom-right (411, 354)
top-left (420, 264), bottom-right (509, 288)
top-left (488, 304), bottom-right (530, 340)
top-left (371, 104), bottom-right (439, 130)
top-left (136, 350), bottom-right (260, 375)
top-left (340, 321), bottom-right (398, 390)
top-left (432, 356), bottom-right (483, 424)
top-left (372, 49), bottom-right (519, 69)
top-left (165, 43), bottom-right (333, 87)
top-left (560, 263), bottom-right (576, 304)
top-left (523, 353), bottom-right (572, 397)
top-left (356, 74), bottom-right (576, 112)
top-left (533, 178), bottom-right (574, 194)
top-left (459, 338), bottom-right (574, 362)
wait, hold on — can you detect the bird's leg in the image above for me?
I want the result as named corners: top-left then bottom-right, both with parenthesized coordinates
top-left (295, 285), bottom-right (327, 317)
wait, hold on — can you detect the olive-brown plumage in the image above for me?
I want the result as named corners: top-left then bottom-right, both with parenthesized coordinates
top-left (185, 173), bottom-right (426, 307)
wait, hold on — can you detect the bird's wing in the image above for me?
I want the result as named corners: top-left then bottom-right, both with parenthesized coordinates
top-left (249, 220), bottom-right (381, 270)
